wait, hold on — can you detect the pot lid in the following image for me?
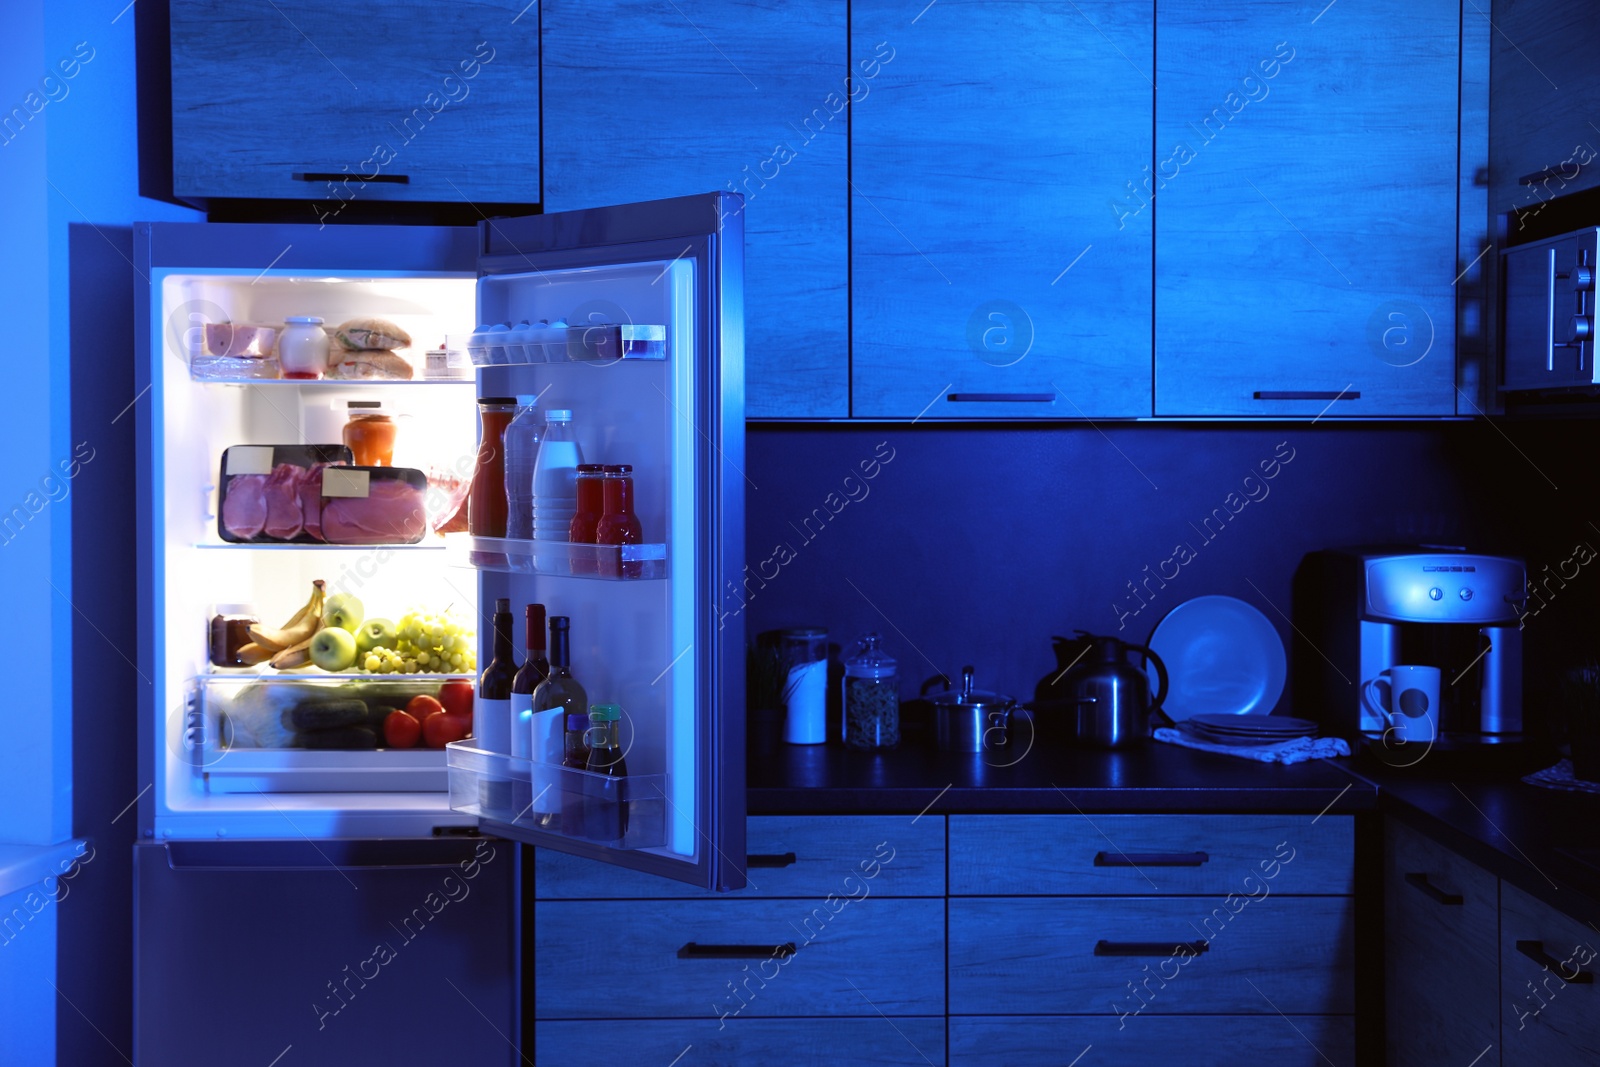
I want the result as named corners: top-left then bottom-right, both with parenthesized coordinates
top-left (929, 665), bottom-right (1014, 709)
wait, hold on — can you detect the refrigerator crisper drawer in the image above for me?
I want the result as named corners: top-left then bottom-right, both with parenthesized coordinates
top-left (194, 675), bottom-right (467, 792)
top-left (447, 742), bottom-right (666, 849)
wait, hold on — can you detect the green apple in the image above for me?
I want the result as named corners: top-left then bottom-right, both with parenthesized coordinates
top-left (309, 626), bottom-right (358, 672)
top-left (356, 618), bottom-right (397, 654)
top-left (324, 593), bottom-right (364, 633)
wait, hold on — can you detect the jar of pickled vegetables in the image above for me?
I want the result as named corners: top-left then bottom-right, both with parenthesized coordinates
top-left (842, 633), bottom-right (898, 750)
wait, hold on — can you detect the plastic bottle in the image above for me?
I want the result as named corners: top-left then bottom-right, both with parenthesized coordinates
top-left (531, 409), bottom-right (582, 541)
top-left (502, 396), bottom-right (542, 540)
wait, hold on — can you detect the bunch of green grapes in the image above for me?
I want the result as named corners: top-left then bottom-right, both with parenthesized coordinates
top-left (393, 608), bottom-right (477, 675)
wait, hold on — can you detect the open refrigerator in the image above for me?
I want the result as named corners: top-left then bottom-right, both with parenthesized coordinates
top-left (131, 194), bottom-right (745, 1064)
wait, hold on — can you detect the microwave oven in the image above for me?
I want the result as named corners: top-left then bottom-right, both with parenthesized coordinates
top-left (1500, 225), bottom-right (1600, 392)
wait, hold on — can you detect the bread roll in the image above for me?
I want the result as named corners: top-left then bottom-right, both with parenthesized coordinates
top-left (333, 317), bottom-right (411, 351)
top-left (327, 350), bottom-right (414, 380)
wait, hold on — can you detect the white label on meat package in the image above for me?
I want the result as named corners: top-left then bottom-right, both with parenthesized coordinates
top-left (320, 469), bottom-right (371, 498)
top-left (224, 446), bottom-right (273, 476)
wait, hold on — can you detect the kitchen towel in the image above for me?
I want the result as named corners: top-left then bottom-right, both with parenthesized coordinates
top-left (1521, 759), bottom-right (1600, 794)
top-left (1153, 726), bottom-right (1352, 764)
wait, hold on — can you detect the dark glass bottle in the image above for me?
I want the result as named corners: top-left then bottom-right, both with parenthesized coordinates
top-left (475, 598), bottom-right (518, 815)
top-left (510, 603), bottom-right (550, 757)
top-left (583, 703), bottom-right (629, 841)
top-left (533, 616), bottom-right (590, 758)
top-left (562, 711), bottom-right (591, 769)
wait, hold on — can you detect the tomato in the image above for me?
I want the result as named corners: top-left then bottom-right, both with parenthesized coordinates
top-left (406, 694), bottom-right (444, 722)
top-left (423, 710), bottom-right (471, 748)
top-left (437, 680), bottom-right (473, 720)
top-left (383, 709), bottom-right (422, 749)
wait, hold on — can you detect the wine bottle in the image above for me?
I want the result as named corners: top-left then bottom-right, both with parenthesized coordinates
top-left (530, 616), bottom-right (588, 828)
top-left (509, 603), bottom-right (550, 760)
top-left (476, 598), bottom-right (518, 815)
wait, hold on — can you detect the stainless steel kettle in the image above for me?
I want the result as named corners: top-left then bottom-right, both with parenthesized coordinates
top-left (1062, 631), bottom-right (1169, 748)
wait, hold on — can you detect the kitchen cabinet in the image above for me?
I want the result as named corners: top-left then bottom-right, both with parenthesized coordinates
top-left (1500, 882), bottom-right (1600, 1064)
top-left (849, 0), bottom-right (1153, 420)
top-left (1153, 0), bottom-right (1461, 417)
top-left (1383, 819), bottom-right (1500, 1065)
top-left (541, 0), bottom-right (848, 420)
top-left (168, 0), bottom-right (540, 207)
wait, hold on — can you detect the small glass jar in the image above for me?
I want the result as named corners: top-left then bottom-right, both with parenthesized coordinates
top-left (342, 401), bottom-right (396, 466)
top-left (842, 633), bottom-right (899, 750)
top-left (779, 628), bottom-right (828, 745)
top-left (279, 316), bottom-right (329, 379)
top-left (208, 604), bottom-right (260, 668)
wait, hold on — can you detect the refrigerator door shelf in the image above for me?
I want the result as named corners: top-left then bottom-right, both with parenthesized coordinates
top-left (447, 534), bottom-right (668, 578)
top-left (467, 322), bottom-right (668, 366)
top-left (446, 742), bottom-right (667, 850)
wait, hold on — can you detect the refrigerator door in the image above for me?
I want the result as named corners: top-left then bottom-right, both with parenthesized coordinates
top-left (455, 193), bottom-right (746, 891)
top-left (134, 838), bottom-right (518, 1066)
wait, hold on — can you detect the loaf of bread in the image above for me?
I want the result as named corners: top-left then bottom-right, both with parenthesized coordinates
top-left (333, 317), bottom-right (411, 351)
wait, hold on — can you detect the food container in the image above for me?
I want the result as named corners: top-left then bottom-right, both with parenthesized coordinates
top-left (278, 316), bottom-right (330, 379)
top-left (317, 467), bottom-right (430, 546)
top-left (780, 628), bottom-right (828, 745)
top-left (342, 401), bottom-right (397, 466)
top-left (202, 322), bottom-right (278, 358)
top-left (208, 604), bottom-right (260, 668)
top-left (931, 666), bottom-right (1014, 753)
top-left (216, 444), bottom-right (352, 544)
top-left (842, 633), bottom-right (898, 750)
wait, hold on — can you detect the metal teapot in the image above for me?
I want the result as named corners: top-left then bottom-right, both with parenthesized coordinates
top-left (1060, 631), bottom-right (1169, 748)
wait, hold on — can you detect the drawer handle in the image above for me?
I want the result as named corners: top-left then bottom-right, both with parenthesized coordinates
top-left (1094, 939), bottom-right (1210, 958)
top-left (1094, 851), bottom-right (1210, 867)
top-left (678, 942), bottom-right (797, 961)
top-left (1252, 390), bottom-right (1361, 400)
top-left (1404, 872), bottom-right (1464, 906)
top-left (292, 171), bottom-right (411, 185)
top-left (1515, 940), bottom-right (1595, 983)
top-left (746, 852), bottom-right (797, 869)
top-left (947, 392), bottom-right (1055, 403)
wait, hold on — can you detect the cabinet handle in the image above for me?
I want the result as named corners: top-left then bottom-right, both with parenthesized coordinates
top-left (1404, 872), bottom-right (1464, 906)
top-left (292, 172), bottom-right (411, 185)
top-left (1252, 391), bottom-right (1361, 400)
top-left (1095, 851), bottom-right (1210, 867)
top-left (677, 942), bottom-right (796, 960)
top-left (1515, 940), bottom-right (1595, 983)
top-left (1094, 939), bottom-right (1210, 957)
top-left (946, 393), bottom-right (1054, 403)
top-left (1519, 166), bottom-right (1582, 187)
top-left (746, 852), bottom-right (797, 869)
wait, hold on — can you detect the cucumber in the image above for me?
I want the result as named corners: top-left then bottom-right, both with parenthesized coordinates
top-left (295, 726), bottom-right (379, 750)
top-left (287, 699), bottom-right (369, 731)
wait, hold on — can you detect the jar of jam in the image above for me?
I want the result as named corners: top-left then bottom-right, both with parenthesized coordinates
top-left (209, 605), bottom-right (260, 668)
top-left (342, 401), bottom-right (397, 466)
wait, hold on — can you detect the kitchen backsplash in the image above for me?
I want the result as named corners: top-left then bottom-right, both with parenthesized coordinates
top-left (743, 420), bottom-right (1599, 732)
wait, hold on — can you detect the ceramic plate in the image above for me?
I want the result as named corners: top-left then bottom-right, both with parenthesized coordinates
top-left (1145, 595), bottom-right (1287, 719)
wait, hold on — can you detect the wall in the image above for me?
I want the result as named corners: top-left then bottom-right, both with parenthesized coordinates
top-left (743, 420), bottom-right (1599, 732)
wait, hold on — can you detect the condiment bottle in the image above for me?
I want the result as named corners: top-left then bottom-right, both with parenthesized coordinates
top-left (341, 400), bottom-right (396, 466)
top-left (842, 633), bottom-right (899, 750)
top-left (566, 464), bottom-right (607, 575)
top-left (278, 316), bottom-right (329, 379)
top-left (468, 397), bottom-right (519, 538)
top-left (594, 464), bottom-right (643, 578)
top-left (583, 703), bottom-right (629, 841)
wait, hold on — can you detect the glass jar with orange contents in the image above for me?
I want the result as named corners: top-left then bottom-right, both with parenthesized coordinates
top-left (342, 401), bottom-right (397, 467)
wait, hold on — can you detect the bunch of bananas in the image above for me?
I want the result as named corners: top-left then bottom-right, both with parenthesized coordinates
top-left (236, 580), bottom-right (325, 669)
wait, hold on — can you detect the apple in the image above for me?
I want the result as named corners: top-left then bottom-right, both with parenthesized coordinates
top-left (308, 626), bottom-right (358, 672)
top-left (356, 618), bottom-right (397, 654)
top-left (422, 710), bottom-right (470, 748)
top-left (437, 680), bottom-right (473, 720)
top-left (324, 593), bottom-right (364, 633)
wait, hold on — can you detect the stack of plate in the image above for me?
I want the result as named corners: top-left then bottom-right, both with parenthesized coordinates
top-left (1178, 714), bottom-right (1319, 747)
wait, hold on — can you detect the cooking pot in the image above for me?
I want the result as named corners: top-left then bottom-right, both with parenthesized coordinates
top-left (931, 666), bottom-right (1015, 752)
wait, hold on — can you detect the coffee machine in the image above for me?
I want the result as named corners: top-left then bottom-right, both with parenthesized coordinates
top-left (1293, 546), bottom-right (1525, 740)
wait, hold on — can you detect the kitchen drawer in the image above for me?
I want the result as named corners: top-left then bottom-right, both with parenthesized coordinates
top-left (950, 1015), bottom-right (1354, 1066)
top-left (949, 896), bottom-right (1354, 1015)
top-left (535, 898), bottom-right (944, 1018)
top-left (538, 1017), bottom-right (946, 1066)
top-left (1384, 819), bottom-right (1499, 1065)
top-left (1501, 882), bottom-right (1600, 1064)
top-left (535, 815), bottom-right (942, 899)
top-left (949, 815), bottom-right (1352, 896)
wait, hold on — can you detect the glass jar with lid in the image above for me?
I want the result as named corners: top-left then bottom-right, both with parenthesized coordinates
top-left (842, 633), bottom-right (898, 750)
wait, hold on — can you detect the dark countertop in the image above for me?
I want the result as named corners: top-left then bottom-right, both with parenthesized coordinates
top-left (746, 736), bottom-right (1377, 815)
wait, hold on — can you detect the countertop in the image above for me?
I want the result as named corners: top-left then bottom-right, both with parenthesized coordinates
top-left (746, 735), bottom-right (1377, 815)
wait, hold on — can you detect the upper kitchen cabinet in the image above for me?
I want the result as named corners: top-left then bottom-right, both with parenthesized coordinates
top-left (541, 0), bottom-right (848, 419)
top-left (850, 1), bottom-right (1154, 420)
top-left (167, 1), bottom-right (539, 209)
top-left (1154, 0), bottom-right (1460, 417)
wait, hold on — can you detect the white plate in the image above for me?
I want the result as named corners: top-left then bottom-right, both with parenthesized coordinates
top-left (1145, 595), bottom-right (1287, 720)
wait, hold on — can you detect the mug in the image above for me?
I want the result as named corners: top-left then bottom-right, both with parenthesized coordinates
top-left (1362, 665), bottom-right (1441, 742)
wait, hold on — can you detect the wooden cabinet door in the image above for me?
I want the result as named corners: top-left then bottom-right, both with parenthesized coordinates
top-left (1153, 0), bottom-right (1459, 417)
top-left (850, 0), bottom-right (1153, 420)
top-left (1384, 820), bottom-right (1500, 1066)
top-left (1501, 882), bottom-right (1600, 1064)
top-left (170, 0), bottom-right (540, 205)
top-left (542, 0), bottom-right (848, 419)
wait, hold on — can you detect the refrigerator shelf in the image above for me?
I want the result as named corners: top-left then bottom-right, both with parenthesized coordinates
top-left (189, 375), bottom-right (476, 386)
top-left (202, 748), bottom-right (447, 794)
top-left (446, 742), bottom-right (665, 850)
top-left (201, 669), bottom-right (472, 682)
top-left (467, 323), bottom-right (667, 366)
top-left (446, 535), bottom-right (668, 579)
top-left (194, 540), bottom-right (448, 551)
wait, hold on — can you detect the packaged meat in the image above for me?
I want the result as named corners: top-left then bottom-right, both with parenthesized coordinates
top-left (216, 445), bottom-right (352, 544)
top-left (318, 467), bottom-right (429, 545)
top-left (202, 322), bottom-right (278, 358)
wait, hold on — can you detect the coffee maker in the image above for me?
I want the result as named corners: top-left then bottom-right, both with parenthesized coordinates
top-left (1293, 546), bottom-right (1525, 740)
